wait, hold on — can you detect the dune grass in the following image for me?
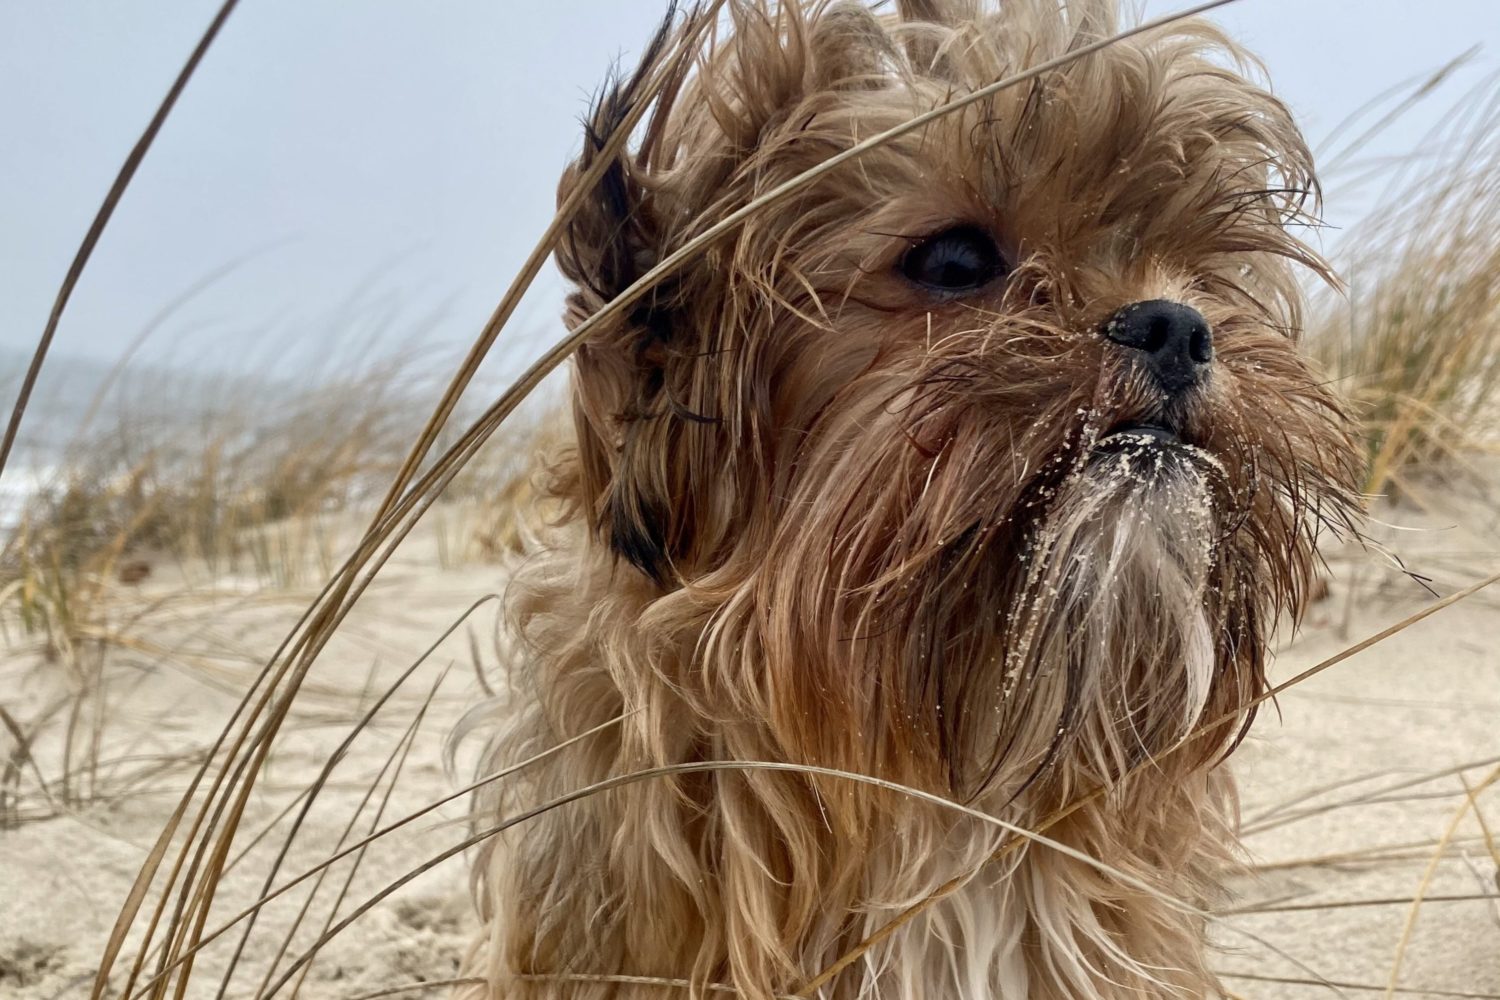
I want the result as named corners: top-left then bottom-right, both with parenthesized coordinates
top-left (0, 343), bottom-right (541, 831)
top-left (1308, 74), bottom-right (1500, 502)
top-left (0, 345), bottom-right (537, 618)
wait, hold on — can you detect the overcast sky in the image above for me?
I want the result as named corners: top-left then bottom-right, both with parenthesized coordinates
top-left (3, 1), bottom-right (1498, 382)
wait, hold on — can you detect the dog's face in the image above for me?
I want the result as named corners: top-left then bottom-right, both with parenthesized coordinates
top-left (556, 0), bottom-right (1362, 797)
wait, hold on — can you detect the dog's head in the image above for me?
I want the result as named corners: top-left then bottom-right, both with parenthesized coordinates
top-left (554, 0), bottom-right (1363, 797)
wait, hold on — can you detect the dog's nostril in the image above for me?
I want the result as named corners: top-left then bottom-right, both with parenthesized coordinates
top-left (1101, 299), bottom-right (1214, 395)
top-left (1188, 325), bottom-right (1213, 364)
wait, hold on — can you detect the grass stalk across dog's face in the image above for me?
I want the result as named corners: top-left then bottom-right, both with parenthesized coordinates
top-left (559, 0), bottom-right (1361, 801)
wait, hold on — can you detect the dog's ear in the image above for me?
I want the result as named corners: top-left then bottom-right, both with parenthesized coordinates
top-left (555, 8), bottom-right (699, 587)
top-left (557, 1), bottom-right (912, 587)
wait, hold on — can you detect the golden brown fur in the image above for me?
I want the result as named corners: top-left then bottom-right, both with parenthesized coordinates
top-left (458, 2), bottom-right (1363, 997)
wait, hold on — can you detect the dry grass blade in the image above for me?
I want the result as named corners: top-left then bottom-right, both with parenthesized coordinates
top-left (1243, 753), bottom-right (1500, 837)
top-left (1318, 48), bottom-right (1477, 177)
top-left (517, 975), bottom-right (750, 997)
top-left (1247, 836), bottom-right (1490, 875)
top-left (340, 976), bottom-right (749, 1000)
top-left (1384, 764), bottom-right (1500, 999)
top-left (239, 697), bottom-right (428, 997)
top-left (95, 740), bottom-right (232, 1000)
top-left (0, 0), bottom-right (240, 479)
top-left (1246, 760), bottom-right (1461, 829)
top-left (0, 702), bottom-right (56, 820)
top-left (1221, 892), bottom-right (1500, 916)
top-left (344, 980), bottom-right (488, 1000)
top-left (1462, 771), bottom-right (1500, 881)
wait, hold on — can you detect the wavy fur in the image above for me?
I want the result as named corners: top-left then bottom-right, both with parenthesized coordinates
top-left (457, 2), bottom-right (1364, 998)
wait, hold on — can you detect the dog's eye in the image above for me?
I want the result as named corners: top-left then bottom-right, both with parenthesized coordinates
top-left (899, 226), bottom-right (1006, 294)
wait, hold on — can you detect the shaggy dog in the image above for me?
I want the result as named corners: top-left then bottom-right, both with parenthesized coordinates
top-left (460, 2), bottom-right (1362, 997)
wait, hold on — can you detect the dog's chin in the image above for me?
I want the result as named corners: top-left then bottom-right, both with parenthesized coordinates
top-left (1092, 421), bottom-right (1219, 478)
top-left (1086, 422), bottom-right (1222, 540)
top-left (1071, 426), bottom-right (1221, 608)
top-left (995, 426), bottom-right (1222, 775)
top-left (1013, 422), bottom-right (1222, 617)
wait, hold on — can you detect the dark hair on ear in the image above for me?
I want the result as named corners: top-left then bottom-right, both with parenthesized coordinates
top-left (556, 1), bottom-right (686, 306)
top-left (553, 3), bottom-right (701, 586)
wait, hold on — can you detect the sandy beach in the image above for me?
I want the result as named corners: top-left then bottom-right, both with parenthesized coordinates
top-left (1, 479), bottom-right (1497, 999)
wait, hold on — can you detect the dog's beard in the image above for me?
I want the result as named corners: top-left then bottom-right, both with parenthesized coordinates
top-left (983, 437), bottom-right (1223, 792)
top-left (771, 380), bottom-right (1272, 801)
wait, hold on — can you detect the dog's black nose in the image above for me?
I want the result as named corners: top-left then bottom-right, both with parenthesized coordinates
top-left (1102, 299), bottom-right (1214, 395)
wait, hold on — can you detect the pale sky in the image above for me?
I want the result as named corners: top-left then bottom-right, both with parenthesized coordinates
top-left (3, 1), bottom-right (1498, 381)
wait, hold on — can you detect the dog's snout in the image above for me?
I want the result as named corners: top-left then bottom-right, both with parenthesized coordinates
top-left (1102, 300), bottom-right (1214, 395)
